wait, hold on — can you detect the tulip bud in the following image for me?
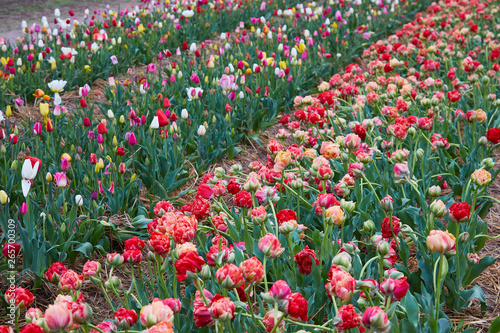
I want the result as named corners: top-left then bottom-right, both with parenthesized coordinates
top-left (428, 185), bottom-right (441, 197)
top-left (199, 264), bottom-right (212, 280)
top-left (214, 167), bottom-right (225, 178)
top-left (106, 253), bottom-right (124, 267)
top-left (459, 232), bottom-right (469, 243)
top-left (83, 175), bottom-right (89, 185)
top-left (468, 253), bottom-right (480, 265)
top-left (60, 223), bottom-right (66, 233)
top-left (416, 148), bottom-right (424, 159)
top-left (430, 200), bottom-right (447, 218)
top-left (279, 219), bottom-right (298, 235)
top-left (290, 178), bottom-right (303, 190)
top-left (0, 145), bottom-right (5, 155)
top-left (340, 199), bottom-right (355, 213)
top-left (380, 196), bottom-right (393, 212)
top-left (376, 241), bottom-right (390, 256)
top-left (478, 136), bottom-right (488, 146)
top-left (11, 160), bottom-right (18, 171)
top-left (481, 158), bottom-right (495, 170)
top-left (407, 126), bottom-right (416, 139)
top-left (45, 172), bottom-right (53, 182)
top-left (362, 220), bottom-right (375, 233)
top-left (332, 252), bottom-right (352, 270)
top-left (0, 190), bottom-right (8, 204)
top-left (229, 164), bottom-right (243, 175)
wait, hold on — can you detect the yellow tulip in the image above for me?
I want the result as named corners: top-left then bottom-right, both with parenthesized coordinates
top-left (62, 153), bottom-right (72, 161)
top-left (40, 103), bottom-right (49, 117)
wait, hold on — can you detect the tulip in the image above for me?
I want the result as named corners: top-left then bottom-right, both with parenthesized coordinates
top-left (60, 158), bottom-right (69, 170)
top-left (325, 206), bottom-right (345, 225)
top-left (82, 260), bottom-right (101, 278)
top-left (47, 80), bottom-right (67, 105)
top-left (344, 133), bottom-right (361, 151)
top-left (44, 303), bottom-right (73, 331)
top-left (72, 302), bottom-right (93, 324)
top-left (53, 172), bottom-right (67, 188)
top-left (4, 286), bottom-right (34, 309)
top-left (215, 264), bottom-right (244, 289)
top-left (362, 307), bottom-right (390, 332)
top-left (33, 122), bottom-right (42, 135)
top-left (394, 163), bottom-right (410, 180)
top-left (449, 202), bottom-right (471, 223)
top-left (140, 300), bottom-right (174, 328)
top-left (258, 233), bottom-right (285, 258)
top-left (471, 169), bottom-right (491, 186)
top-left (208, 295), bottom-right (235, 322)
top-left (114, 308), bottom-right (138, 329)
top-left (430, 200), bottom-right (447, 218)
top-left (240, 257), bottom-right (264, 284)
top-left (25, 308), bottom-right (43, 323)
top-left (427, 230), bottom-right (455, 252)
top-left (197, 125), bottom-right (206, 136)
top-left (20, 202), bottom-right (27, 215)
top-left (128, 132), bottom-right (137, 146)
top-left (262, 280), bottom-right (291, 303)
top-left (0, 190), bottom-right (8, 204)
top-left (39, 103), bottom-right (49, 117)
top-left (58, 270), bottom-right (83, 292)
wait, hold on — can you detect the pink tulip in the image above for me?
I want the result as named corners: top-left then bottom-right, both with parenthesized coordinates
top-left (44, 303), bottom-right (74, 331)
top-left (215, 264), bottom-right (244, 289)
top-left (147, 63), bottom-right (157, 73)
top-left (427, 230), bottom-right (455, 252)
top-left (394, 163), bottom-right (410, 180)
top-left (258, 233), bottom-right (285, 258)
top-left (208, 295), bottom-right (235, 322)
top-left (362, 307), bottom-right (390, 332)
top-left (127, 132), bottom-right (137, 146)
top-left (60, 158), bottom-right (69, 170)
top-left (240, 256), bottom-right (264, 284)
top-left (20, 202), bottom-right (27, 215)
top-left (58, 270), bottom-right (83, 292)
top-left (33, 123), bottom-right (42, 135)
top-left (140, 299), bottom-right (174, 328)
top-left (53, 172), bottom-right (67, 188)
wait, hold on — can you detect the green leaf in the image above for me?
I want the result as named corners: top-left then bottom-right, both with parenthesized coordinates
top-left (463, 256), bottom-right (496, 286)
top-left (489, 316), bottom-right (500, 333)
top-left (74, 242), bottom-right (93, 258)
top-left (402, 292), bottom-right (420, 326)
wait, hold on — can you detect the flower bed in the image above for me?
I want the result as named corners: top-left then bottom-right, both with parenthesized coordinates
top-left (0, 0), bottom-right (432, 281)
top-left (3, 0), bottom-right (500, 331)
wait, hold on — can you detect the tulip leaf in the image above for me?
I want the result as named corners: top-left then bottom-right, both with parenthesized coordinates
top-left (489, 316), bottom-right (500, 333)
top-left (463, 256), bottom-right (496, 286)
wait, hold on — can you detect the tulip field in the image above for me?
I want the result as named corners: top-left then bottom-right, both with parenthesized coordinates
top-left (3, 0), bottom-right (500, 331)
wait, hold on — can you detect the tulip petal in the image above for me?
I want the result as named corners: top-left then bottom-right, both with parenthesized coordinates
top-left (21, 179), bottom-right (31, 197)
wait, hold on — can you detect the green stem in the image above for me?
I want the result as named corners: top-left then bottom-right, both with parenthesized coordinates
top-left (434, 253), bottom-right (445, 322)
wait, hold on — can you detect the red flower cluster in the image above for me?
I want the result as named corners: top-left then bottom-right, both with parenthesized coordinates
top-left (381, 216), bottom-right (401, 239)
top-left (486, 128), bottom-right (500, 145)
top-left (449, 202), bottom-right (471, 223)
top-left (276, 209), bottom-right (297, 225)
top-left (234, 190), bottom-right (253, 209)
top-left (174, 251), bottom-right (205, 281)
top-left (294, 246), bottom-right (319, 275)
